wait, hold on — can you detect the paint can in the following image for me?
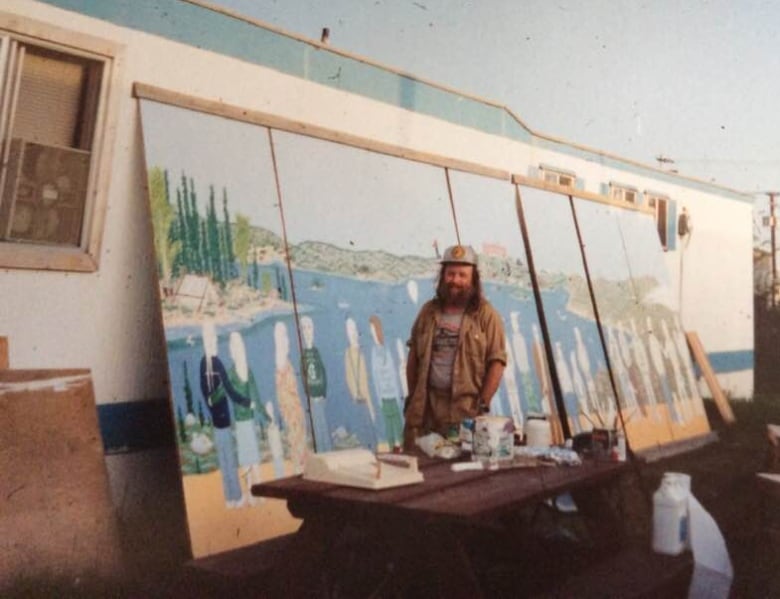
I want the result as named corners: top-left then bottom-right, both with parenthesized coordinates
top-left (614, 429), bottom-right (627, 462)
top-left (652, 472), bottom-right (690, 555)
top-left (472, 416), bottom-right (514, 468)
top-left (525, 416), bottom-right (552, 448)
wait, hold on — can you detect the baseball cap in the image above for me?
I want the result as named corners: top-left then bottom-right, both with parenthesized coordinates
top-left (441, 244), bottom-right (478, 266)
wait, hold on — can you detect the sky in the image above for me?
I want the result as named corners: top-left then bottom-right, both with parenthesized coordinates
top-left (208, 0), bottom-right (780, 246)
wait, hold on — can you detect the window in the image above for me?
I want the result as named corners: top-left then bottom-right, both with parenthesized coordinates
top-left (0, 16), bottom-right (117, 271)
top-left (539, 165), bottom-right (576, 188)
top-left (609, 182), bottom-right (639, 205)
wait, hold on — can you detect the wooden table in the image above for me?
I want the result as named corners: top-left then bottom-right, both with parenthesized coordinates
top-left (252, 455), bottom-right (633, 598)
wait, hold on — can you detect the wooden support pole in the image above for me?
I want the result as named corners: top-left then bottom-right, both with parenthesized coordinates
top-left (686, 331), bottom-right (735, 424)
top-left (0, 336), bottom-right (8, 369)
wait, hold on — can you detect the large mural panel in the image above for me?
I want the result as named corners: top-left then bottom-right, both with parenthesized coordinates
top-left (139, 101), bottom-right (461, 557)
top-left (140, 100), bottom-right (304, 557)
top-left (448, 172), bottom-right (553, 434)
top-left (139, 99), bottom-right (710, 559)
top-left (572, 199), bottom-right (710, 450)
top-left (615, 208), bottom-right (709, 445)
top-left (517, 186), bottom-right (618, 437)
top-left (270, 130), bottom-right (454, 454)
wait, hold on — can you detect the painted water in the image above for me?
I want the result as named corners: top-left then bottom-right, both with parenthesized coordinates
top-left (164, 267), bottom-right (609, 477)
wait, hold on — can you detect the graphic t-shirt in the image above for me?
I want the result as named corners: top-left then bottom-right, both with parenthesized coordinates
top-left (428, 311), bottom-right (464, 390)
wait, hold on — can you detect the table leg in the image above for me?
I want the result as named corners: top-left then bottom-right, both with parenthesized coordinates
top-left (570, 474), bottom-right (632, 556)
top-left (427, 523), bottom-right (485, 598)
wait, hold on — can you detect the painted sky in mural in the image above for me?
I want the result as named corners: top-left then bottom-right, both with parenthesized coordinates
top-left (272, 131), bottom-right (454, 258)
top-left (448, 171), bottom-right (549, 430)
top-left (141, 101), bottom-right (279, 226)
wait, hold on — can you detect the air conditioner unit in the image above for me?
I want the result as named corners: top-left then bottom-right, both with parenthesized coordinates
top-left (0, 138), bottom-right (90, 246)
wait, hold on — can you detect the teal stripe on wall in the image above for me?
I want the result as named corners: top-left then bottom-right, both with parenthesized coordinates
top-left (707, 350), bottom-right (754, 374)
top-left (39, 0), bottom-right (750, 204)
top-left (97, 398), bottom-right (174, 453)
top-left (41, 0), bottom-right (529, 144)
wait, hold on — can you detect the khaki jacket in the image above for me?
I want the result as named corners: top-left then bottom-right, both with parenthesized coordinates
top-left (403, 298), bottom-right (507, 443)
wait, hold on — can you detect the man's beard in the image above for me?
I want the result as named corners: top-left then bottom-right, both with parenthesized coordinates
top-left (442, 283), bottom-right (474, 308)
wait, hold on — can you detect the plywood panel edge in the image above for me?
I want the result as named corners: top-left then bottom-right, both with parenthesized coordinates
top-left (512, 174), bottom-right (655, 214)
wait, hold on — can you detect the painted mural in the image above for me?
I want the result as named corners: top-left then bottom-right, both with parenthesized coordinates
top-left (268, 130), bottom-right (454, 455)
top-left (139, 98), bottom-right (708, 558)
top-left (448, 172), bottom-right (555, 435)
top-left (609, 207), bottom-right (710, 447)
top-left (518, 188), bottom-right (709, 452)
top-left (516, 187), bottom-right (618, 439)
top-left (139, 101), bottom-right (554, 557)
top-left (140, 100), bottom-right (301, 556)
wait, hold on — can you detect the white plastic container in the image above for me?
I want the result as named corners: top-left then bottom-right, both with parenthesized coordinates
top-left (652, 472), bottom-right (690, 555)
top-left (666, 471), bottom-right (691, 494)
top-left (525, 416), bottom-right (552, 448)
top-left (615, 429), bottom-right (627, 462)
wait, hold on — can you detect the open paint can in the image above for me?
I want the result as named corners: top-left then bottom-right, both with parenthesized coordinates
top-left (472, 416), bottom-right (514, 468)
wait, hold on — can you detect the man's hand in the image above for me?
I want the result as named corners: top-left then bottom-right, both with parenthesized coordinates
top-left (478, 398), bottom-right (490, 414)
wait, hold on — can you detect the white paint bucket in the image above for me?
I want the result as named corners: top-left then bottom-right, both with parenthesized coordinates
top-left (652, 472), bottom-right (690, 555)
top-left (525, 417), bottom-right (552, 448)
top-left (473, 416), bottom-right (514, 468)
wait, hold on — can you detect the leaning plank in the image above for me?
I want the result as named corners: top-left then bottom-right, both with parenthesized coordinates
top-left (0, 337), bottom-right (7, 369)
top-left (686, 331), bottom-right (736, 424)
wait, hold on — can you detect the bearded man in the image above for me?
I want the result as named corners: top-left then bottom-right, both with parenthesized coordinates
top-left (403, 244), bottom-right (507, 450)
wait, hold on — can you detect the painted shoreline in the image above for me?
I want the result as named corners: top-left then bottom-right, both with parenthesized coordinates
top-left (163, 300), bottom-right (299, 345)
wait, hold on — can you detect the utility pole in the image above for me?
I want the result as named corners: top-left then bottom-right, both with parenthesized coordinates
top-left (770, 192), bottom-right (777, 307)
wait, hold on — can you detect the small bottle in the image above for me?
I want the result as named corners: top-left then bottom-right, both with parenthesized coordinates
top-left (447, 424), bottom-right (460, 444)
top-left (460, 418), bottom-right (475, 456)
top-left (615, 429), bottom-right (627, 462)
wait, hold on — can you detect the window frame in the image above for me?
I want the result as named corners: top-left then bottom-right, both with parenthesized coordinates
top-left (608, 182), bottom-right (640, 205)
top-left (538, 164), bottom-right (577, 189)
top-left (0, 12), bottom-right (120, 272)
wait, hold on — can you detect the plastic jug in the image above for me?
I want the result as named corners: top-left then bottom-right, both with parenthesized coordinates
top-left (652, 472), bottom-right (690, 555)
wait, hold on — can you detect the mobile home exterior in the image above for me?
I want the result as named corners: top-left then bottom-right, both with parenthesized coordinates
top-left (0, 0), bottom-right (753, 571)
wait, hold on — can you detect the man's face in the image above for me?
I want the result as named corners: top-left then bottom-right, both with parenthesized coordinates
top-left (441, 263), bottom-right (474, 307)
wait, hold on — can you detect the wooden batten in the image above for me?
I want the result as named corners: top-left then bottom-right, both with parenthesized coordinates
top-left (132, 83), bottom-right (511, 182)
top-left (512, 173), bottom-right (655, 214)
top-left (0, 336), bottom-right (7, 369)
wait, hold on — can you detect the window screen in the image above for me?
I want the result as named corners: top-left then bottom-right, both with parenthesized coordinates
top-left (0, 41), bottom-right (102, 247)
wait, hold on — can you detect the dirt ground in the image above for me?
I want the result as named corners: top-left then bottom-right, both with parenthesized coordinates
top-left (5, 396), bottom-right (780, 598)
top-left (471, 394), bottom-right (780, 598)
top-left (641, 395), bottom-right (780, 598)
